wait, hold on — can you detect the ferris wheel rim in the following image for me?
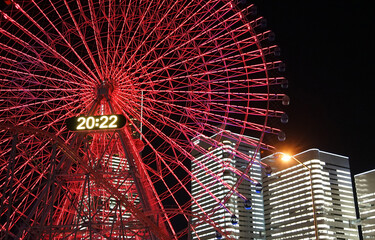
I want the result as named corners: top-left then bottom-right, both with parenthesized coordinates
top-left (0, 0), bottom-right (286, 238)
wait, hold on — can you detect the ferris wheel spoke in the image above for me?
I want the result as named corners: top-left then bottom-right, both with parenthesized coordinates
top-left (207, 76), bottom-right (285, 88)
top-left (136, 95), bottom-right (280, 135)
top-left (126, 104), bottom-right (252, 194)
top-left (86, 0), bottom-right (106, 74)
top-left (198, 6), bottom-right (257, 50)
top-left (161, 45), bottom-right (276, 83)
top-left (204, 102), bottom-right (284, 118)
top-left (0, 87), bottom-right (83, 93)
top-left (109, 0), bottom-right (132, 76)
top-left (143, 43), bottom-right (262, 86)
top-left (0, 130), bottom-right (74, 184)
top-left (126, 49), bottom-right (269, 91)
top-left (142, 89), bottom-right (284, 103)
top-left (0, 99), bottom-right (89, 144)
top-left (120, 100), bottom-right (246, 202)
top-left (137, 115), bottom-right (243, 216)
top-left (124, 3), bottom-right (258, 84)
top-left (114, 0), bottom-right (182, 78)
top-left (123, 0), bottom-right (172, 61)
top-left (151, 105), bottom-right (274, 153)
top-left (0, 84), bottom-right (84, 102)
top-left (105, 0), bottom-right (116, 76)
top-left (112, 0), bottom-right (155, 78)
top-left (140, 107), bottom-right (259, 182)
top-left (111, 1), bottom-right (138, 76)
top-left (122, 120), bottom-right (234, 234)
top-left (117, 91), bottom-right (275, 139)
top-left (0, 40), bottom-right (92, 88)
top-left (0, 29), bottom-right (40, 61)
top-left (21, 98), bottom-right (89, 127)
top-left (63, 0), bottom-right (103, 81)
top-left (3, 169), bottom-right (48, 209)
top-left (164, 36), bottom-right (251, 82)
top-left (113, 0), bottom-right (221, 81)
top-left (28, 1), bottom-right (95, 78)
top-left (0, 93), bottom-right (82, 114)
top-left (130, 27), bottom-right (268, 92)
top-left (30, 1), bottom-right (100, 85)
top-left (3, 139), bottom-right (52, 178)
top-left (1, 8), bottom-right (98, 86)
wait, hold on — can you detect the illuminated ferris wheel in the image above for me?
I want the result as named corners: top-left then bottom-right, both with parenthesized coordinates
top-left (0, 0), bottom-right (287, 239)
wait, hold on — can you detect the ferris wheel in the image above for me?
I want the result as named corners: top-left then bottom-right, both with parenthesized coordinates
top-left (0, 0), bottom-right (288, 239)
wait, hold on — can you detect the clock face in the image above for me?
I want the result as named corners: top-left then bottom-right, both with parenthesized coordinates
top-left (66, 114), bottom-right (126, 131)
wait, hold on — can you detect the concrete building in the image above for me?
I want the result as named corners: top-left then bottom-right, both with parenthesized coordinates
top-left (190, 132), bottom-right (265, 239)
top-left (262, 149), bottom-right (359, 240)
top-left (354, 169), bottom-right (375, 239)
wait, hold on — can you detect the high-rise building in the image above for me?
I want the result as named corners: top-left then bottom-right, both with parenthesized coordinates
top-left (262, 149), bottom-right (359, 240)
top-left (190, 132), bottom-right (265, 239)
top-left (354, 169), bottom-right (375, 239)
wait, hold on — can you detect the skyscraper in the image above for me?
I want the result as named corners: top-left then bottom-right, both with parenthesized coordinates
top-left (354, 169), bottom-right (375, 239)
top-left (262, 149), bottom-right (359, 239)
top-left (190, 132), bottom-right (265, 239)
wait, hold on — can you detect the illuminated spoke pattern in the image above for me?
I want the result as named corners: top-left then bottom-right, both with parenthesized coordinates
top-left (0, 0), bottom-right (287, 239)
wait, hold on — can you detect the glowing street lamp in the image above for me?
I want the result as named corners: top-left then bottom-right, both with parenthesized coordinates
top-left (280, 153), bottom-right (292, 162)
top-left (277, 153), bottom-right (318, 240)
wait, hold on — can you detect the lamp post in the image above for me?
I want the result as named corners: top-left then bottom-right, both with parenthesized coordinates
top-left (279, 153), bottom-right (318, 240)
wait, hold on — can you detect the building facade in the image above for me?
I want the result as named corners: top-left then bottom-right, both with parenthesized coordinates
top-left (190, 132), bottom-right (265, 239)
top-left (354, 169), bottom-right (375, 239)
top-left (262, 149), bottom-right (359, 240)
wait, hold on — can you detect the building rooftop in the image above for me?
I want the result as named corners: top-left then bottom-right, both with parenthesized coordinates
top-left (354, 168), bottom-right (375, 177)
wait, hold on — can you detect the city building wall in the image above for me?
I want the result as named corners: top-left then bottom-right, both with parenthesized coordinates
top-left (355, 169), bottom-right (375, 239)
top-left (190, 134), bottom-right (265, 239)
top-left (262, 149), bottom-right (359, 240)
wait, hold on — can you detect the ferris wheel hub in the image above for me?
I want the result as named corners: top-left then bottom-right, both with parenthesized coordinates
top-left (96, 80), bottom-right (114, 99)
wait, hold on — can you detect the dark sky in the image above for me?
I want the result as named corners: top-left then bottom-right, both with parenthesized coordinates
top-left (253, 1), bottom-right (375, 175)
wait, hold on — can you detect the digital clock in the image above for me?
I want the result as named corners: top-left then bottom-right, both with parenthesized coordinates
top-left (66, 114), bottom-right (126, 131)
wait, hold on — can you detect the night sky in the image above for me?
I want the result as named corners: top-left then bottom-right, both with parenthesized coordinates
top-left (253, 1), bottom-right (375, 175)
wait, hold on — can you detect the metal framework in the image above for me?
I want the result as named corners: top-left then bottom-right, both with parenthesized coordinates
top-left (0, 0), bottom-right (287, 239)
